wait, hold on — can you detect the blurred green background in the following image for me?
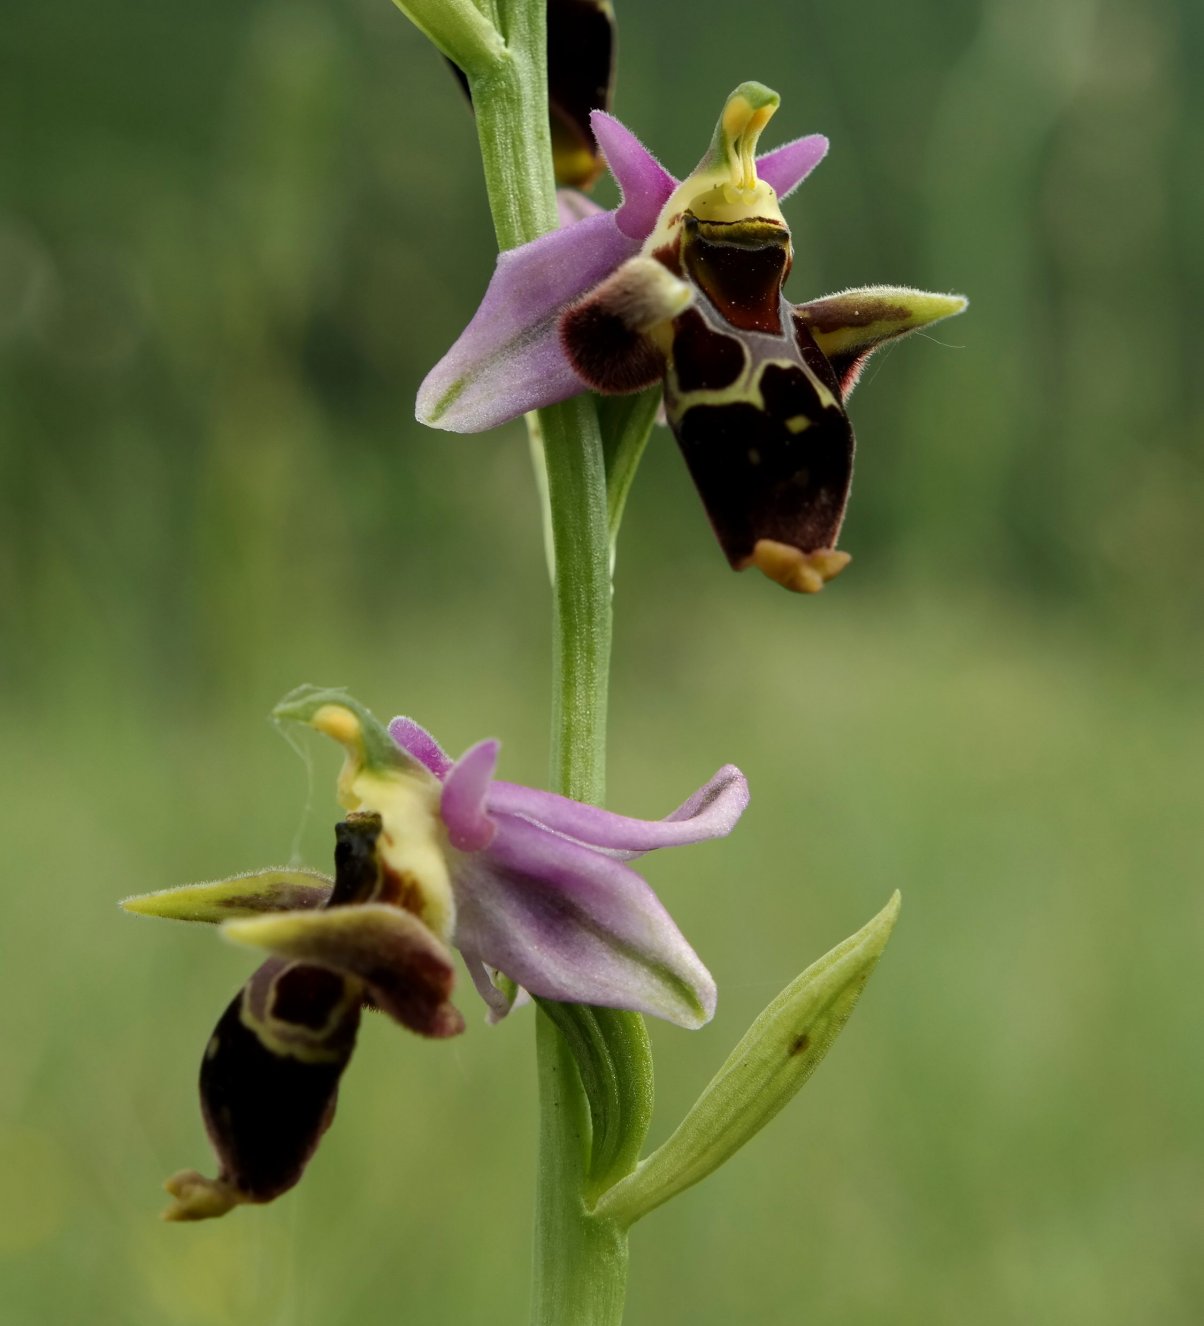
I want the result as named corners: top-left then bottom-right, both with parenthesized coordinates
top-left (3, 0), bottom-right (1202, 1321)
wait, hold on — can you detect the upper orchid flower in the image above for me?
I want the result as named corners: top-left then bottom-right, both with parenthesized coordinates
top-left (419, 82), bottom-right (967, 593)
top-left (122, 686), bottom-right (747, 1219)
top-left (446, 0), bottom-right (616, 190)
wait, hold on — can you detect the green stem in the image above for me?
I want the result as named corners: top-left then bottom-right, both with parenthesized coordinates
top-left (470, 4), bottom-right (557, 249)
top-left (539, 397), bottom-right (611, 805)
top-left (532, 1011), bottom-right (630, 1326)
top-left (465, 3), bottom-right (630, 1321)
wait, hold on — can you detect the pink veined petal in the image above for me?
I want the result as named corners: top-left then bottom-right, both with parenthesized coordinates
top-left (416, 211), bottom-right (640, 433)
top-left (755, 133), bottom-right (830, 201)
top-left (451, 817), bottom-right (717, 1028)
top-left (388, 717), bottom-right (452, 777)
top-left (441, 739), bottom-right (500, 852)
top-left (591, 111), bottom-right (677, 240)
top-left (486, 764), bottom-right (748, 858)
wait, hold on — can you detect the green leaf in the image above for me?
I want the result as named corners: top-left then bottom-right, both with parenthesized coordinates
top-left (536, 1000), bottom-right (654, 1200)
top-left (599, 386), bottom-right (662, 550)
top-left (592, 892), bottom-right (901, 1227)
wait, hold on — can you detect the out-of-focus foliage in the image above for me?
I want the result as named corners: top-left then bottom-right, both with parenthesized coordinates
top-left (2, 0), bottom-right (1202, 1322)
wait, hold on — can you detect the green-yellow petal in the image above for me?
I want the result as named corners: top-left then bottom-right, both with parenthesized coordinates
top-left (121, 868), bottom-right (332, 924)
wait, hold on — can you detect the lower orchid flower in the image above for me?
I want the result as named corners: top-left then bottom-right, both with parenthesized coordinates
top-left (122, 686), bottom-right (748, 1220)
top-left (419, 81), bottom-right (968, 593)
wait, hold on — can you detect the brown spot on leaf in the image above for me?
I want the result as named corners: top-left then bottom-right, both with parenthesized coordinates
top-left (790, 1032), bottom-right (811, 1055)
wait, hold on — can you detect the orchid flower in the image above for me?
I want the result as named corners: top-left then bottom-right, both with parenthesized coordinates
top-left (419, 82), bottom-right (967, 593)
top-left (122, 686), bottom-right (748, 1220)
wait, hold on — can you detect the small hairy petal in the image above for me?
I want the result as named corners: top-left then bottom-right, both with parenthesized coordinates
top-left (795, 285), bottom-right (969, 398)
top-left (560, 256), bottom-right (692, 394)
top-left (754, 134), bottom-right (830, 200)
top-left (590, 111), bottom-right (677, 240)
top-left (388, 716), bottom-right (453, 777)
top-left (486, 764), bottom-right (749, 859)
top-left (417, 212), bottom-right (639, 433)
top-left (121, 868), bottom-right (332, 924)
top-left (223, 905), bottom-right (464, 1039)
top-left (452, 819), bottom-right (716, 1028)
top-left (441, 739), bottom-right (500, 851)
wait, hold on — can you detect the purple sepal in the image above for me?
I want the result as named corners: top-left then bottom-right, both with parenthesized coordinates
top-left (452, 816), bottom-right (717, 1028)
top-left (387, 714), bottom-right (746, 1027)
top-left (487, 763), bottom-right (748, 860)
top-left (590, 111), bottom-right (676, 240)
top-left (755, 134), bottom-right (829, 200)
top-left (416, 212), bottom-right (639, 433)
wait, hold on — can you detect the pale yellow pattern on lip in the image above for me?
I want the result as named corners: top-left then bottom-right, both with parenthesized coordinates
top-left (667, 346), bottom-right (838, 422)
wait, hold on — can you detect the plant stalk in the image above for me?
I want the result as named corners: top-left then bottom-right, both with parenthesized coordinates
top-left (467, 1), bottom-right (629, 1320)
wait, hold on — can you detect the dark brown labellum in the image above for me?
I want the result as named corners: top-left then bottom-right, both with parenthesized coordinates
top-left (200, 958), bottom-right (361, 1203)
top-left (664, 214), bottom-right (854, 568)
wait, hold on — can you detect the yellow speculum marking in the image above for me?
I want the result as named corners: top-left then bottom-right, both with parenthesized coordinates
top-left (240, 976), bottom-right (357, 1064)
top-left (669, 372), bottom-right (761, 414)
top-left (669, 354), bottom-right (836, 423)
